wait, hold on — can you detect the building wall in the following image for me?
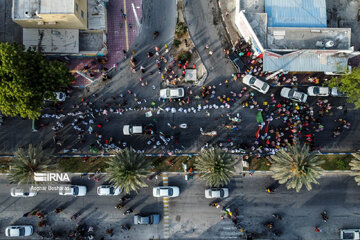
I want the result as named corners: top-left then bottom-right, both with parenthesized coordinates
top-left (74, 0), bottom-right (87, 29)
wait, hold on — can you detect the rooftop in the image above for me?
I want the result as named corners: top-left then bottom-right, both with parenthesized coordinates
top-left (267, 27), bottom-right (351, 50)
top-left (38, 0), bottom-right (74, 14)
top-left (23, 28), bottom-right (79, 53)
top-left (263, 50), bottom-right (349, 73)
top-left (12, 0), bottom-right (40, 20)
top-left (12, 0), bottom-right (74, 20)
top-left (265, 0), bottom-right (327, 28)
top-left (87, 0), bottom-right (106, 31)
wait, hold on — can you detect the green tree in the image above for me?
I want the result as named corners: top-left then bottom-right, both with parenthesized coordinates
top-left (194, 148), bottom-right (235, 187)
top-left (175, 22), bottom-right (188, 37)
top-left (329, 68), bottom-right (360, 109)
top-left (106, 148), bottom-right (150, 194)
top-left (270, 144), bottom-right (324, 192)
top-left (0, 42), bottom-right (74, 119)
top-left (8, 144), bottom-right (56, 185)
top-left (350, 153), bottom-right (360, 185)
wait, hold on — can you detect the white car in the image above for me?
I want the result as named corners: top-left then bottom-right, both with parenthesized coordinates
top-left (307, 86), bottom-right (330, 96)
top-left (242, 75), bottom-right (270, 94)
top-left (331, 87), bottom-right (346, 97)
top-left (160, 88), bottom-right (185, 99)
top-left (340, 229), bottom-right (360, 240)
top-left (153, 186), bottom-right (180, 197)
top-left (45, 92), bottom-right (66, 102)
top-left (205, 188), bottom-right (229, 198)
top-left (10, 187), bottom-right (37, 198)
top-left (5, 225), bottom-right (33, 237)
top-left (123, 125), bottom-right (143, 135)
top-left (59, 185), bottom-right (87, 196)
top-left (97, 185), bottom-right (121, 196)
top-left (280, 87), bottom-right (308, 103)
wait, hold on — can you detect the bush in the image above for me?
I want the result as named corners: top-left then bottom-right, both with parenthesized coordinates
top-left (177, 51), bottom-right (192, 63)
top-left (175, 22), bottom-right (188, 37)
top-left (173, 39), bottom-right (181, 48)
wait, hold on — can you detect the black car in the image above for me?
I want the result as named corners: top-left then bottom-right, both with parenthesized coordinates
top-left (228, 53), bottom-right (245, 73)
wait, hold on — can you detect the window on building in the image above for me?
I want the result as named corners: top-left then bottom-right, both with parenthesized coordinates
top-left (81, 10), bottom-right (84, 19)
top-left (75, 3), bottom-right (78, 12)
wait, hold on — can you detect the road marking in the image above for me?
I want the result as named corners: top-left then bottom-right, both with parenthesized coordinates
top-left (162, 173), bottom-right (170, 239)
top-left (123, 0), bottom-right (129, 50)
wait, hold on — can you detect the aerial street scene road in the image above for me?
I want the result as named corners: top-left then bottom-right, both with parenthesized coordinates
top-left (2, 0), bottom-right (360, 239)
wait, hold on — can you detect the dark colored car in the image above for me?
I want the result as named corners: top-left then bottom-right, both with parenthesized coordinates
top-left (228, 53), bottom-right (245, 72)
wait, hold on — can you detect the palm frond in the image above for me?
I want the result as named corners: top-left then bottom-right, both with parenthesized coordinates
top-left (194, 148), bottom-right (235, 187)
top-left (270, 144), bottom-right (324, 192)
top-left (106, 148), bottom-right (150, 194)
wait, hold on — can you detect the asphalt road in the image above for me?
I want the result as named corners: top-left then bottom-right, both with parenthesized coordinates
top-left (0, 0), bottom-right (359, 154)
top-left (1, 174), bottom-right (360, 239)
top-left (0, 174), bottom-right (164, 239)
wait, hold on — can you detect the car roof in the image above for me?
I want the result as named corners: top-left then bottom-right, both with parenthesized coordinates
top-left (159, 188), bottom-right (169, 195)
top-left (98, 187), bottom-right (110, 194)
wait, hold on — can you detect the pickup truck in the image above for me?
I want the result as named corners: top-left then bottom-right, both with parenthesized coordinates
top-left (341, 229), bottom-right (360, 240)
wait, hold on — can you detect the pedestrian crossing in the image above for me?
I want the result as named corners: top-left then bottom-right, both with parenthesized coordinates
top-left (162, 173), bottom-right (170, 239)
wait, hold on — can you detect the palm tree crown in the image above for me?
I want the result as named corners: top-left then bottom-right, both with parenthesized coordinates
top-left (270, 144), bottom-right (324, 192)
top-left (350, 153), bottom-right (360, 186)
top-left (194, 148), bottom-right (235, 187)
top-left (106, 148), bottom-right (150, 194)
top-left (8, 144), bottom-right (56, 185)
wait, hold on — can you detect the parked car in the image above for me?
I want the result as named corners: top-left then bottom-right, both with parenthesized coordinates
top-left (242, 75), bottom-right (270, 94)
top-left (134, 214), bottom-right (160, 225)
top-left (160, 88), bottom-right (184, 99)
top-left (10, 187), bottom-right (37, 198)
top-left (205, 188), bottom-right (229, 198)
top-left (228, 53), bottom-right (245, 72)
top-left (59, 185), bottom-right (87, 196)
top-left (340, 229), bottom-right (360, 240)
top-left (45, 92), bottom-right (66, 102)
top-left (331, 87), bottom-right (347, 97)
top-left (5, 225), bottom-right (33, 237)
top-left (97, 185), bottom-right (121, 196)
top-left (153, 186), bottom-right (180, 197)
top-left (307, 86), bottom-right (330, 96)
top-left (280, 87), bottom-right (308, 103)
top-left (123, 125), bottom-right (143, 135)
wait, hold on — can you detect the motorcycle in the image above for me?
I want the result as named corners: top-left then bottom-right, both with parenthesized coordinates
top-left (115, 204), bottom-right (123, 210)
top-left (321, 210), bottom-right (328, 222)
top-left (153, 31), bottom-right (159, 39)
top-left (123, 208), bottom-right (133, 215)
top-left (272, 213), bottom-right (282, 220)
top-left (122, 224), bottom-right (131, 231)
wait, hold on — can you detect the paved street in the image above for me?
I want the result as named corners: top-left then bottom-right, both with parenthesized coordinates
top-left (1, 174), bottom-right (360, 239)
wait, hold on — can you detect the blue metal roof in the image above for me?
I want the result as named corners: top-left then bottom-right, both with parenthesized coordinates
top-left (263, 51), bottom-right (348, 73)
top-left (265, 0), bottom-right (327, 28)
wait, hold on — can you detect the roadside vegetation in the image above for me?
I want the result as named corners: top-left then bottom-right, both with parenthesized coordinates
top-left (329, 67), bottom-right (360, 109)
top-left (0, 43), bottom-right (73, 119)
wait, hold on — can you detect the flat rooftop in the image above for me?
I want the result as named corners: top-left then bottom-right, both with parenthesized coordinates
top-left (265, 0), bottom-right (327, 28)
top-left (23, 28), bottom-right (79, 53)
top-left (267, 27), bottom-right (351, 50)
top-left (38, 0), bottom-right (74, 14)
top-left (12, 0), bottom-right (40, 20)
top-left (79, 31), bottom-right (103, 51)
top-left (87, 0), bottom-right (106, 31)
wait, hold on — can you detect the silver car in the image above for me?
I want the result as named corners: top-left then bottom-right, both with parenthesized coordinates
top-left (134, 214), bottom-right (160, 225)
top-left (59, 185), bottom-right (87, 196)
top-left (10, 187), bottom-right (37, 198)
top-left (160, 88), bottom-right (185, 99)
top-left (5, 225), bottom-right (33, 237)
top-left (97, 185), bottom-right (121, 196)
top-left (205, 188), bottom-right (229, 198)
top-left (280, 87), bottom-right (308, 103)
top-left (242, 75), bottom-right (270, 94)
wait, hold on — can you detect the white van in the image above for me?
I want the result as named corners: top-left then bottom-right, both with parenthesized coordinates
top-left (123, 125), bottom-right (143, 135)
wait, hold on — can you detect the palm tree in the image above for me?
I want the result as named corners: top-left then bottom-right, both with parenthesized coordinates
top-left (8, 144), bottom-right (56, 185)
top-left (269, 144), bottom-right (324, 192)
top-left (106, 148), bottom-right (150, 194)
top-left (350, 153), bottom-right (360, 185)
top-left (194, 148), bottom-right (235, 187)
